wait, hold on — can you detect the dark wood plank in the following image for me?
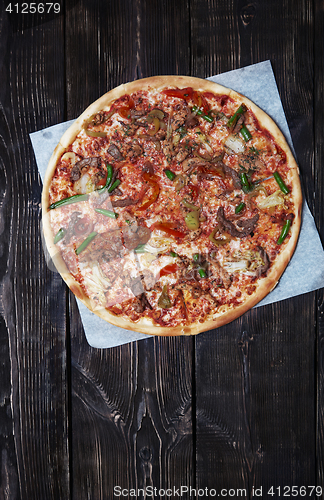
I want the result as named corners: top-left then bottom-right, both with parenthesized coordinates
top-left (314, 0), bottom-right (324, 492)
top-left (191, 0), bottom-right (318, 491)
top-left (65, 0), bottom-right (194, 497)
top-left (0, 8), bottom-right (70, 500)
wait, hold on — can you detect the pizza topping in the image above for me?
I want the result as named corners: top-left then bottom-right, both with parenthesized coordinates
top-left (240, 125), bottom-right (252, 142)
top-left (235, 202), bottom-right (246, 214)
top-left (227, 104), bottom-right (247, 128)
top-left (75, 231), bottom-right (98, 255)
top-left (273, 170), bottom-right (290, 194)
top-left (208, 257), bottom-right (232, 289)
top-left (173, 174), bottom-right (187, 191)
top-left (257, 189), bottom-right (286, 210)
top-left (49, 192), bottom-right (89, 210)
top-left (73, 217), bottom-right (94, 237)
top-left (136, 172), bottom-right (160, 211)
top-left (277, 219), bottom-right (292, 245)
top-left (185, 210), bottom-right (200, 230)
top-left (94, 208), bottom-right (118, 219)
top-left (158, 285), bottom-right (172, 309)
top-left (54, 227), bottom-right (66, 244)
top-left (107, 143), bottom-right (124, 161)
top-left (191, 105), bottom-right (213, 123)
top-left (224, 134), bottom-right (246, 154)
top-left (70, 157), bottom-right (102, 180)
top-left (164, 168), bottom-right (176, 181)
top-left (256, 246), bottom-right (270, 275)
top-left (133, 293), bottom-right (153, 313)
top-left (151, 222), bottom-right (186, 239)
top-left (217, 206), bottom-right (259, 238)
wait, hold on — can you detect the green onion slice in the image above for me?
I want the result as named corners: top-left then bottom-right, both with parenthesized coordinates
top-left (273, 171), bottom-right (290, 194)
top-left (54, 228), bottom-right (66, 244)
top-left (277, 220), bottom-right (291, 245)
top-left (94, 208), bottom-right (118, 219)
top-left (75, 231), bottom-right (98, 255)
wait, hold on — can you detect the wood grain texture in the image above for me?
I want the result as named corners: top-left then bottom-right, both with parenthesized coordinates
top-left (314, 1), bottom-right (324, 494)
top-left (0, 9), bottom-right (70, 500)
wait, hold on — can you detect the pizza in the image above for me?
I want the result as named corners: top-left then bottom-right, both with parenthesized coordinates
top-left (41, 76), bottom-right (302, 336)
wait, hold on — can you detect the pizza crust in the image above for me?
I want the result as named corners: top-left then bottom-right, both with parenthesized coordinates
top-left (42, 76), bottom-right (302, 336)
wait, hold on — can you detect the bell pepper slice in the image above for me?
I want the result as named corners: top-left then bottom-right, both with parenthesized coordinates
top-left (151, 222), bottom-right (186, 239)
top-left (162, 87), bottom-right (194, 100)
top-left (159, 263), bottom-right (178, 277)
top-left (136, 172), bottom-right (160, 211)
top-left (162, 87), bottom-right (210, 114)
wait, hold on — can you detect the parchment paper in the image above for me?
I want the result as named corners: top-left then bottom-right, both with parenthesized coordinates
top-left (31, 60), bottom-right (324, 348)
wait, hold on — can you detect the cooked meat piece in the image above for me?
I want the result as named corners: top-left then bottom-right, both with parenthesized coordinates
top-left (142, 161), bottom-right (154, 175)
top-left (155, 129), bottom-right (166, 140)
top-left (177, 280), bottom-right (203, 298)
top-left (256, 246), bottom-right (270, 275)
top-left (119, 139), bottom-right (143, 159)
top-left (141, 269), bottom-right (156, 290)
top-left (92, 112), bottom-right (106, 125)
top-left (111, 197), bottom-right (139, 207)
top-left (70, 157), bottom-right (101, 181)
top-left (108, 143), bottom-right (124, 161)
top-left (217, 207), bottom-right (259, 238)
top-left (236, 214), bottom-right (260, 232)
top-left (232, 114), bottom-right (245, 134)
top-left (71, 164), bottom-right (81, 181)
top-left (120, 121), bottom-right (139, 136)
top-left (171, 105), bottom-right (189, 131)
top-left (132, 293), bottom-right (152, 312)
top-left (185, 228), bottom-right (202, 241)
top-left (129, 276), bottom-right (145, 296)
top-left (121, 225), bottom-right (151, 250)
top-left (162, 140), bottom-right (173, 162)
top-left (185, 112), bottom-right (199, 128)
top-left (197, 172), bottom-right (216, 181)
top-left (174, 145), bottom-right (190, 163)
top-left (64, 211), bottom-right (83, 243)
top-left (130, 108), bottom-right (146, 120)
top-left (129, 271), bottom-right (156, 297)
top-left (98, 249), bottom-right (118, 263)
top-left (181, 157), bottom-right (208, 173)
top-left (223, 164), bottom-right (242, 189)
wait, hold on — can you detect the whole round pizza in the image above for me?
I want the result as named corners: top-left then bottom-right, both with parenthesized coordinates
top-left (42, 76), bottom-right (302, 336)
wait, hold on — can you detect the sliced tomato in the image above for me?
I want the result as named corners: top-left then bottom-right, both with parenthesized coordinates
top-left (151, 222), bottom-right (186, 239)
top-left (159, 263), bottom-right (178, 277)
top-left (117, 96), bottom-right (135, 119)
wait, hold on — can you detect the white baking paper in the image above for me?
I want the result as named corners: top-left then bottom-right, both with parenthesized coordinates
top-left (31, 60), bottom-right (324, 348)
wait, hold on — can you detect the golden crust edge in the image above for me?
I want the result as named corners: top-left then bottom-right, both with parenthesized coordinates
top-left (41, 75), bottom-right (303, 337)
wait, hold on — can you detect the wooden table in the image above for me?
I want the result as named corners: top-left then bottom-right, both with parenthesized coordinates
top-left (1, 0), bottom-right (323, 498)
